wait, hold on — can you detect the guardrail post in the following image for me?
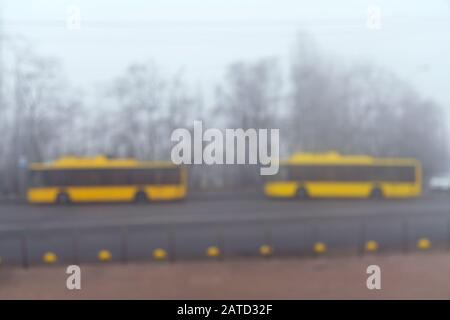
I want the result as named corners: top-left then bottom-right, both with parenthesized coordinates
top-left (121, 227), bottom-right (128, 264)
top-left (447, 221), bottom-right (450, 251)
top-left (358, 221), bottom-right (366, 257)
top-left (312, 223), bottom-right (318, 257)
top-left (217, 227), bottom-right (225, 260)
top-left (20, 234), bottom-right (29, 269)
top-left (168, 227), bottom-right (176, 263)
top-left (72, 229), bottom-right (79, 265)
top-left (264, 223), bottom-right (273, 258)
top-left (402, 219), bottom-right (409, 253)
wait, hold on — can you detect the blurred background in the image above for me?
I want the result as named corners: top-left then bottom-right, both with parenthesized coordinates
top-left (0, 0), bottom-right (449, 191)
top-left (0, 0), bottom-right (450, 299)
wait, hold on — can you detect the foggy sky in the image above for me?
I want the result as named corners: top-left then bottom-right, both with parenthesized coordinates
top-left (3, 0), bottom-right (450, 130)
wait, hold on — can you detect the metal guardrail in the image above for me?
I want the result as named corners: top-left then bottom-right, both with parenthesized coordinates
top-left (0, 214), bottom-right (449, 268)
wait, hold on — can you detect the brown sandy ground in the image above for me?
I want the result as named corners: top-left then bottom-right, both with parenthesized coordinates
top-left (1, 252), bottom-right (449, 299)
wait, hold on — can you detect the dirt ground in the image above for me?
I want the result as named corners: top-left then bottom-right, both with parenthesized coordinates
top-left (1, 252), bottom-right (450, 299)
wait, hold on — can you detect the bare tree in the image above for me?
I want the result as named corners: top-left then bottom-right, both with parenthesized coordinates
top-left (98, 61), bottom-right (200, 161)
top-left (2, 47), bottom-right (80, 193)
top-left (288, 36), bottom-right (449, 178)
top-left (214, 58), bottom-right (282, 187)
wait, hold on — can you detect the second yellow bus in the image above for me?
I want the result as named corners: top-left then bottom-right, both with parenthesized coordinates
top-left (264, 151), bottom-right (421, 199)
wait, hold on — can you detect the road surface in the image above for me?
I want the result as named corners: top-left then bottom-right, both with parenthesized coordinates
top-left (0, 192), bottom-right (449, 266)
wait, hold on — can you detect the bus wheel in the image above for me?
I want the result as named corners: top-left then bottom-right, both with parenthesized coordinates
top-left (370, 187), bottom-right (383, 199)
top-left (134, 191), bottom-right (148, 204)
top-left (296, 187), bottom-right (309, 200)
top-left (56, 193), bottom-right (71, 205)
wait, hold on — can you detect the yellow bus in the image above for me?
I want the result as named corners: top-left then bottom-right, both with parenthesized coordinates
top-left (27, 156), bottom-right (187, 204)
top-left (264, 152), bottom-right (421, 199)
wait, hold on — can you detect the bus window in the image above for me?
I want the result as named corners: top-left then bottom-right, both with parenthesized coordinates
top-left (159, 168), bottom-right (181, 184)
top-left (131, 169), bottom-right (156, 185)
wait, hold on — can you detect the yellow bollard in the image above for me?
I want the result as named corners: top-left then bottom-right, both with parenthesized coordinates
top-left (417, 238), bottom-right (431, 250)
top-left (259, 245), bottom-right (273, 256)
top-left (206, 246), bottom-right (221, 258)
top-left (152, 248), bottom-right (168, 261)
top-left (365, 240), bottom-right (379, 252)
top-left (314, 242), bottom-right (327, 254)
top-left (98, 250), bottom-right (112, 262)
top-left (42, 252), bottom-right (58, 264)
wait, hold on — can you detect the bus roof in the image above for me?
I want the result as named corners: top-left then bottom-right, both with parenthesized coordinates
top-left (29, 155), bottom-right (179, 170)
top-left (281, 151), bottom-right (420, 166)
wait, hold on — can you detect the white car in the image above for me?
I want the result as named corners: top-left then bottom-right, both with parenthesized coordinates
top-left (429, 175), bottom-right (450, 192)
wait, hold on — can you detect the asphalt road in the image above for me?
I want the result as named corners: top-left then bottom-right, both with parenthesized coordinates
top-left (1, 192), bottom-right (450, 267)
